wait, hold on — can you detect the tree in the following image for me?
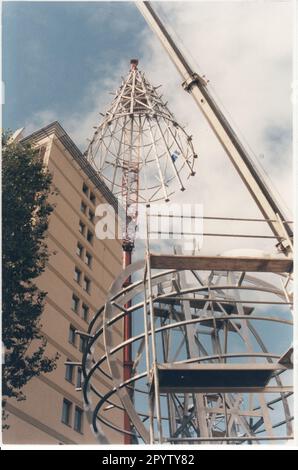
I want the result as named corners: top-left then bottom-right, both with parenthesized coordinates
top-left (2, 133), bottom-right (59, 417)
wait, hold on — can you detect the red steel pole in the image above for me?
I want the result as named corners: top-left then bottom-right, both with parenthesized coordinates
top-left (122, 247), bottom-right (133, 444)
top-left (122, 58), bottom-right (139, 444)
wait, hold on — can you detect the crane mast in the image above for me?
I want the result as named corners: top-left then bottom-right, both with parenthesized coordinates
top-left (136, 1), bottom-right (293, 255)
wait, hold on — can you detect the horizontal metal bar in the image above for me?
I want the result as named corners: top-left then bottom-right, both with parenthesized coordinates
top-left (160, 352), bottom-right (284, 367)
top-left (150, 231), bottom-right (281, 239)
top-left (205, 408), bottom-right (263, 417)
top-left (150, 253), bottom-right (293, 273)
top-left (156, 296), bottom-right (292, 305)
top-left (149, 214), bottom-right (293, 223)
top-left (158, 363), bottom-right (285, 371)
top-left (75, 330), bottom-right (94, 338)
top-left (167, 436), bottom-right (294, 442)
top-left (159, 386), bottom-right (293, 394)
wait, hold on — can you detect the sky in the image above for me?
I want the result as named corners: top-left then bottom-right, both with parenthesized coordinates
top-left (2, 1), bottom-right (145, 129)
top-left (2, 0), bottom-right (294, 254)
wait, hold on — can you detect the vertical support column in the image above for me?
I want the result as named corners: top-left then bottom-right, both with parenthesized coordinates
top-left (146, 250), bottom-right (163, 443)
top-left (145, 205), bottom-right (163, 443)
top-left (227, 271), bottom-right (274, 440)
top-left (174, 247), bottom-right (209, 440)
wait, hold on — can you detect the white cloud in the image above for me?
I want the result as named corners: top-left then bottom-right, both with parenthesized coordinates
top-left (24, 109), bottom-right (59, 135)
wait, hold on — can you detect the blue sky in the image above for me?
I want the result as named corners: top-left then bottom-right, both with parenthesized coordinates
top-left (2, 1), bottom-right (146, 130)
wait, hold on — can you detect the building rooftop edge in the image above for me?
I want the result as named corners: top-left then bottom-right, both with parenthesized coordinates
top-left (20, 121), bottom-right (120, 214)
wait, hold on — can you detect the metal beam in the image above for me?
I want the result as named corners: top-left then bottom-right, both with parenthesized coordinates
top-left (150, 254), bottom-right (293, 272)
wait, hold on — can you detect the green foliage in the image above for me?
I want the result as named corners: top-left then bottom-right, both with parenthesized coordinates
top-left (2, 134), bottom-right (59, 405)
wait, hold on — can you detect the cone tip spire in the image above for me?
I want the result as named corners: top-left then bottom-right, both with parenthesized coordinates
top-left (130, 59), bottom-right (139, 70)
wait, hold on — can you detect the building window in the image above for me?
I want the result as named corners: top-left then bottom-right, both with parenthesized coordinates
top-left (81, 201), bottom-right (87, 214)
top-left (89, 191), bottom-right (96, 205)
top-left (76, 368), bottom-right (82, 388)
top-left (76, 242), bottom-right (83, 258)
top-left (88, 209), bottom-right (95, 224)
top-left (71, 294), bottom-right (80, 313)
top-left (79, 336), bottom-right (87, 353)
top-left (74, 406), bottom-right (83, 433)
top-left (68, 325), bottom-right (76, 346)
top-left (65, 360), bottom-right (74, 383)
top-left (82, 183), bottom-right (89, 196)
top-left (79, 220), bottom-right (86, 235)
top-left (82, 304), bottom-right (89, 322)
top-left (83, 276), bottom-right (91, 293)
top-left (85, 251), bottom-right (92, 268)
top-left (74, 267), bottom-right (81, 284)
top-left (87, 230), bottom-right (93, 245)
top-left (61, 399), bottom-right (72, 426)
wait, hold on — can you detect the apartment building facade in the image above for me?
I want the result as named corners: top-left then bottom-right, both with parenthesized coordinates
top-left (3, 122), bottom-right (124, 444)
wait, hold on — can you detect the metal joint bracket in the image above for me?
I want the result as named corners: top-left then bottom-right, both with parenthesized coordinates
top-left (278, 347), bottom-right (293, 369)
top-left (182, 73), bottom-right (207, 92)
top-left (275, 213), bottom-right (293, 256)
top-left (276, 239), bottom-right (292, 256)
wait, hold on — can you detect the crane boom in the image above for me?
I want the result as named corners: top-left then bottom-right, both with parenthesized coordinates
top-left (136, 1), bottom-right (293, 254)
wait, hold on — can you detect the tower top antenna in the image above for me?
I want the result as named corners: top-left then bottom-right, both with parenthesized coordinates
top-left (130, 58), bottom-right (139, 69)
top-left (86, 61), bottom-right (197, 210)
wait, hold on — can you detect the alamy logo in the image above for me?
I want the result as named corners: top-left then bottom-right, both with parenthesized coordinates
top-left (94, 203), bottom-right (204, 250)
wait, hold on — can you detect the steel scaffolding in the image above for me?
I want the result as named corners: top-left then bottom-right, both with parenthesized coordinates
top-left (80, 227), bottom-right (293, 443)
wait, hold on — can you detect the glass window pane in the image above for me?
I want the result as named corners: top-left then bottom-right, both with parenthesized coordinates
top-left (79, 337), bottom-right (87, 353)
top-left (79, 221), bottom-right (85, 235)
top-left (85, 252), bottom-right (92, 267)
top-left (74, 407), bottom-right (83, 433)
top-left (74, 267), bottom-right (81, 283)
top-left (72, 294), bottom-right (79, 312)
top-left (76, 368), bottom-right (82, 388)
top-left (87, 230), bottom-right (93, 244)
top-left (69, 326), bottom-right (76, 345)
top-left (62, 399), bottom-right (72, 425)
top-left (65, 362), bottom-right (74, 383)
top-left (82, 304), bottom-right (89, 322)
top-left (81, 201), bottom-right (87, 214)
top-left (89, 192), bottom-right (96, 205)
top-left (88, 210), bottom-right (94, 223)
top-left (82, 183), bottom-right (88, 196)
top-left (83, 277), bottom-right (90, 293)
top-left (76, 243), bottom-right (83, 257)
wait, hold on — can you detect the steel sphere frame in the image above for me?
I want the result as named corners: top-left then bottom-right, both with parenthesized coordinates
top-left (80, 253), bottom-right (293, 444)
top-left (85, 60), bottom-right (197, 206)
